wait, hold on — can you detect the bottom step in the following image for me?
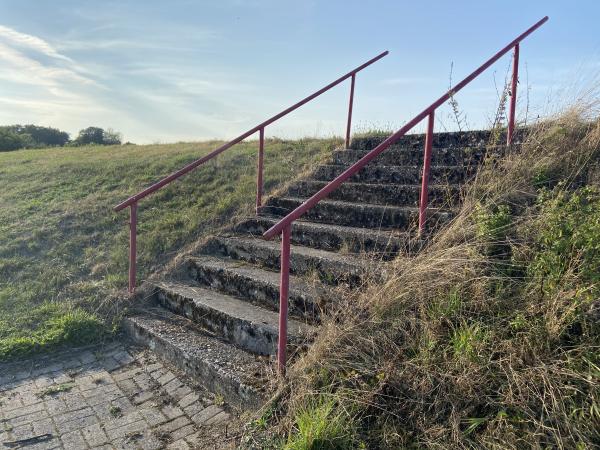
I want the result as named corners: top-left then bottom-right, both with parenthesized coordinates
top-left (123, 306), bottom-right (270, 410)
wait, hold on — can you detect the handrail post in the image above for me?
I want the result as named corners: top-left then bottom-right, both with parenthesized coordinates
top-left (256, 127), bottom-right (265, 213)
top-left (419, 111), bottom-right (435, 235)
top-left (277, 224), bottom-right (291, 374)
top-left (345, 74), bottom-right (356, 148)
top-left (129, 202), bottom-right (137, 294)
top-left (507, 43), bottom-right (520, 145)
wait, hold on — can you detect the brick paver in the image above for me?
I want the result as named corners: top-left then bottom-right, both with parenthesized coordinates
top-left (0, 343), bottom-right (235, 449)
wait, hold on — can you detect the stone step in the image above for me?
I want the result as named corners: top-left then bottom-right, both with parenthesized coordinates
top-left (123, 306), bottom-right (269, 409)
top-left (261, 197), bottom-right (453, 229)
top-left (186, 255), bottom-right (336, 321)
top-left (288, 180), bottom-right (459, 207)
top-left (332, 147), bottom-right (487, 166)
top-left (233, 216), bottom-right (410, 258)
top-left (154, 281), bottom-right (316, 356)
top-left (202, 235), bottom-right (381, 286)
top-left (350, 130), bottom-right (497, 151)
top-left (311, 164), bottom-right (473, 185)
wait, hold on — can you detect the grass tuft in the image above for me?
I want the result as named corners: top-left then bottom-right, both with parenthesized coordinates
top-left (284, 397), bottom-right (358, 450)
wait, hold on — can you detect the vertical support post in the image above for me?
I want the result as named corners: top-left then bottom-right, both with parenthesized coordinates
top-left (345, 74), bottom-right (356, 149)
top-left (277, 224), bottom-right (291, 374)
top-left (507, 43), bottom-right (520, 145)
top-left (256, 127), bottom-right (265, 213)
top-left (419, 111), bottom-right (435, 235)
top-left (129, 202), bottom-right (137, 294)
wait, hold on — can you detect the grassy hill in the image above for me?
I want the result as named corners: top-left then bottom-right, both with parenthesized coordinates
top-left (246, 111), bottom-right (600, 449)
top-left (0, 137), bottom-right (340, 360)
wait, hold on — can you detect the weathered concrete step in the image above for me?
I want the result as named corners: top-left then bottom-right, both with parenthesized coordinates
top-left (352, 131), bottom-right (525, 151)
top-left (233, 216), bottom-right (409, 258)
top-left (261, 197), bottom-right (453, 229)
top-left (187, 255), bottom-right (336, 321)
top-left (350, 130), bottom-right (497, 151)
top-left (332, 147), bottom-right (487, 166)
top-left (311, 164), bottom-right (473, 185)
top-left (289, 180), bottom-right (459, 207)
top-left (154, 281), bottom-right (315, 356)
top-left (202, 235), bottom-right (380, 286)
top-left (123, 306), bottom-right (269, 410)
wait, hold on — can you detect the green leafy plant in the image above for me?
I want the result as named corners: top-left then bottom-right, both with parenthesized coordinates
top-left (529, 186), bottom-right (600, 300)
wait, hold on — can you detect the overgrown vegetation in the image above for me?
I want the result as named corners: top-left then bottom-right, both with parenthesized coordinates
top-left (0, 137), bottom-right (338, 360)
top-left (248, 105), bottom-right (600, 448)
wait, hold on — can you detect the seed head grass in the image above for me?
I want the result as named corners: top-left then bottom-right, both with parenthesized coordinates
top-left (253, 97), bottom-right (600, 448)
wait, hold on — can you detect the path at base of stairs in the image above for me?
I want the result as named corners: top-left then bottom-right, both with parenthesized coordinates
top-left (0, 341), bottom-right (242, 449)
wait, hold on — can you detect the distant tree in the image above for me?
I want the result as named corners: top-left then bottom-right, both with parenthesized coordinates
top-left (74, 127), bottom-right (122, 146)
top-left (10, 125), bottom-right (70, 147)
top-left (103, 128), bottom-right (122, 145)
top-left (0, 128), bottom-right (26, 151)
top-left (0, 124), bottom-right (70, 150)
top-left (74, 127), bottom-right (105, 145)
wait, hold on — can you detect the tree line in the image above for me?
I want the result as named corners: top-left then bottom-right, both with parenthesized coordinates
top-left (0, 125), bottom-right (124, 152)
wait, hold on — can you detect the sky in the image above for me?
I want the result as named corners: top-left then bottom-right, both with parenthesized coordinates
top-left (0, 0), bottom-right (598, 144)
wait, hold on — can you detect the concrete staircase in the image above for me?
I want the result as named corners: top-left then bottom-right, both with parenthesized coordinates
top-left (124, 130), bottom-right (495, 410)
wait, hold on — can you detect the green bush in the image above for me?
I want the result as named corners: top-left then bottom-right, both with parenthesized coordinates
top-left (530, 186), bottom-right (600, 300)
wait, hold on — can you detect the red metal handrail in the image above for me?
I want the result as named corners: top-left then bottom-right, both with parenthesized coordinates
top-left (114, 50), bottom-right (388, 293)
top-left (264, 16), bottom-right (548, 372)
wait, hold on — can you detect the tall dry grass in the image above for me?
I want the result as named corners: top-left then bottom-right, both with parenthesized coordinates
top-left (253, 97), bottom-right (600, 449)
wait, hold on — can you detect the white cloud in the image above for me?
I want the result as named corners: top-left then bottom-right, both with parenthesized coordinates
top-left (0, 25), bottom-right (72, 62)
top-left (0, 42), bottom-right (97, 87)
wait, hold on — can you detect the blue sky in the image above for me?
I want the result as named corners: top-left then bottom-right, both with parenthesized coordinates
top-left (0, 1), bottom-right (597, 143)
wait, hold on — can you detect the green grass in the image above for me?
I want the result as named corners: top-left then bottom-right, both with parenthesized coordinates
top-left (0, 137), bottom-right (339, 361)
top-left (284, 398), bottom-right (358, 450)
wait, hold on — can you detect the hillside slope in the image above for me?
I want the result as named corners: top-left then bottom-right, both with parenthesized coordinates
top-left (248, 112), bottom-right (600, 449)
top-left (0, 138), bottom-right (339, 360)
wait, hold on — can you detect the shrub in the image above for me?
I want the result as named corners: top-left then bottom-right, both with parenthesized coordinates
top-left (529, 186), bottom-right (600, 299)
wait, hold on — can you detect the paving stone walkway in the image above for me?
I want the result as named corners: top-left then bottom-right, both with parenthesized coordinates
top-left (0, 342), bottom-right (240, 449)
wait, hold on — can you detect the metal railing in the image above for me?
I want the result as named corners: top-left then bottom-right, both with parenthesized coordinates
top-left (263, 16), bottom-right (549, 372)
top-left (114, 51), bottom-right (388, 293)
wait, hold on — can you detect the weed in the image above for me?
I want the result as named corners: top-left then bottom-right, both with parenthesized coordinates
top-left (284, 397), bottom-right (357, 450)
top-left (109, 405), bottom-right (123, 418)
top-left (529, 186), bottom-right (600, 299)
top-left (447, 62), bottom-right (468, 132)
top-left (214, 393), bottom-right (225, 406)
top-left (450, 322), bottom-right (486, 361)
top-left (36, 382), bottom-right (75, 398)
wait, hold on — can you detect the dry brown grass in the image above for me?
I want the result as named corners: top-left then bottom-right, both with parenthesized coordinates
top-left (252, 98), bottom-right (600, 449)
